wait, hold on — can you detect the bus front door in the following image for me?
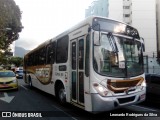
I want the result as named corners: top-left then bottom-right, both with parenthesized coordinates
top-left (71, 36), bottom-right (85, 106)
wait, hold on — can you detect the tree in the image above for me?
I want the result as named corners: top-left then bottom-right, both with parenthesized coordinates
top-left (8, 56), bottom-right (23, 67)
top-left (0, 0), bottom-right (22, 52)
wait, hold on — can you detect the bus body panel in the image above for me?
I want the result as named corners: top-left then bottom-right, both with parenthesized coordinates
top-left (23, 16), bottom-right (146, 113)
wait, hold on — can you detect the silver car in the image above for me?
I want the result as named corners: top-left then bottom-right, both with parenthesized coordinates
top-left (15, 70), bottom-right (23, 79)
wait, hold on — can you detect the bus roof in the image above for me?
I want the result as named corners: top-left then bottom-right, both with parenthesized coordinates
top-left (25, 16), bottom-right (130, 56)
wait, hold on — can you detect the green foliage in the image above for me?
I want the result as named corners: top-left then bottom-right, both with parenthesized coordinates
top-left (0, 56), bottom-right (23, 68)
top-left (0, 0), bottom-right (22, 51)
top-left (8, 56), bottom-right (23, 67)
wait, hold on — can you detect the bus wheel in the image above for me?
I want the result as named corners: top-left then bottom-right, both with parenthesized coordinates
top-left (58, 84), bottom-right (66, 104)
top-left (28, 77), bottom-right (32, 88)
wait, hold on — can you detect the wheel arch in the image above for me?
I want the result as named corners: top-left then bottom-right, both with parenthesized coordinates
top-left (54, 79), bottom-right (65, 97)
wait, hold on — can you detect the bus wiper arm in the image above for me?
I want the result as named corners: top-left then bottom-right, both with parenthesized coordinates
top-left (107, 32), bottom-right (118, 53)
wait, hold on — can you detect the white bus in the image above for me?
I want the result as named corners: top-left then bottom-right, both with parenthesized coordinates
top-left (24, 16), bottom-right (146, 112)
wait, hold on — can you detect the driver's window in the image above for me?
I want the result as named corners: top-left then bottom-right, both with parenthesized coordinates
top-left (101, 35), bottom-right (112, 51)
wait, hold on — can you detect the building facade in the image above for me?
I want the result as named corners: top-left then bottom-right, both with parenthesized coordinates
top-left (157, 0), bottom-right (160, 56)
top-left (86, 0), bottom-right (157, 57)
top-left (123, 0), bottom-right (132, 24)
top-left (85, 0), bottom-right (109, 18)
top-left (108, 0), bottom-right (123, 21)
top-left (85, 0), bottom-right (160, 73)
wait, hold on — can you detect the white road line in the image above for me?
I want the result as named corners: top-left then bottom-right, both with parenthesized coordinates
top-left (20, 85), bottom-right (28, 91)
top-left (131, 105), bottom-right (158, 111)
top-left (52, 105), bottom-right (77, 120)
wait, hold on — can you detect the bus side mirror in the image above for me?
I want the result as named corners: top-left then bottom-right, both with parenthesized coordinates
top-left (89, 23), bottom-right (101, 46)
top-left (142, 43), bottom-right (145, 52)
top-left (141, 37), bottom-right (145, 52)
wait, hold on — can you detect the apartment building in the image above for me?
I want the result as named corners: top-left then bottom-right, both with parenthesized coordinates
top-left (157, 0), bottom-right (160, 57)
top-left (85, 0), bottom-right (109, 18)
top-left (85, 0), bottom-right (159, 73)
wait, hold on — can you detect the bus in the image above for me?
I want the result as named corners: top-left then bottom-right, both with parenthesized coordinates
top-left (23, 16), bottom-right (146, 113)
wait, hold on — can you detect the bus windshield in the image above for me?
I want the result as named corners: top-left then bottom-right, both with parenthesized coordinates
top-left (93, 33), bottom-right (144, 78)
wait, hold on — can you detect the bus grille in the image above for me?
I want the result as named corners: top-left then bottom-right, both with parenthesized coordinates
top-left (118, 96), bottom-right (135, 104)
top-left (107, 77), bottom-right (144, 93)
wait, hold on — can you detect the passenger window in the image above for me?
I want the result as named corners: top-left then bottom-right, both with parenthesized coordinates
top-left (56, 35), bottom-right (69, 63)
top-left (72, 42), bottom-right (76, 70)
top-left (47, 41), bottom-right (56, 64)
top-left (79, 39), bottom-right (84, 69)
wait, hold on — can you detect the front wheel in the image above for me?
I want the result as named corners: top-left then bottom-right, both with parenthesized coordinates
top-left (58, 85), bottom-right (66, 104)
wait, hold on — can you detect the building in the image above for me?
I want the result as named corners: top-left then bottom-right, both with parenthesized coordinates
top-left (85, 0), bottom-right (159, 73)
top-left (123, 0), bottom-right (132, 24)
top-left (85, 0), bottom-right (109, 18)
top-left (157, 0), bottom-right (160, 57)
top-left (86, 0), bottom-right (157, 57)
top-left (108, 0), bottom-right (123, 21)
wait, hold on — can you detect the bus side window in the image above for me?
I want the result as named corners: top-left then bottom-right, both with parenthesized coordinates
top-left (47, 41), bottom-right (56, 64)
top-left (39, 47), bottom-right (46, 65)
top-left (85, 34), bottom-right (90, 77)
top-left (56, 35), bottom-right (69, 63)
top-left (79, 39), bottom-right (84, 69)
top-left (47, 44), bottom-right (51, 64)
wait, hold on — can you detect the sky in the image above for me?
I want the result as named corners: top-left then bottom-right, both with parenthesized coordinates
top-left (14, 0), bottom-right (93, 50)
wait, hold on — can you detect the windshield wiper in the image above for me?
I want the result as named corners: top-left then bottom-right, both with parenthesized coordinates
top-left (107, 32), bottom-right (118, 53)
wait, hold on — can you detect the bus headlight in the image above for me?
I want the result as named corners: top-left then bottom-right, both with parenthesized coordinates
top-left (137, 80), bottom-right (146, 90)
top-left (141, 80), bottom-right (146, 87)
top-left (93, 83), bottom-right (110, 97)
top-left (141, 80), bottom-right (146, 90)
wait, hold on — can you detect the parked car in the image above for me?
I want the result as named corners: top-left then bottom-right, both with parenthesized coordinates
top-left (0, 70), bottom-right (18, 90)
top-left (15, 70), bottom-right (23, 79)
top-left (145, 73), bottom-right (160, 95)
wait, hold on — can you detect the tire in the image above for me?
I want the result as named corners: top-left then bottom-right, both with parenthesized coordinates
top-left (28, 76), bottom-right (32, 88)
top-left (58, 84), bottom-right (66, 104)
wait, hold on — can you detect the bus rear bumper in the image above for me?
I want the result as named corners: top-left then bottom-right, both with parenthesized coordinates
top-left (91, 90), bottom-right (146, 113)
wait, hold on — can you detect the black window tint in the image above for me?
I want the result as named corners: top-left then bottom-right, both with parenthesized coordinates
top-left (35, 53), bottom-right (38, 65)
top-left (28, 54), bottom-right (34, 66)
top-left (47, 41), bottom-right (56, 64)
top-left (32, 54), bottom-right (35, 65)
top-left (72, 42), bottom-right (76, 70)
top-left (39, 47), bottom-right (46, 65)
top-left (56, 35), bottom-right (69, 63)
top-left (85, 34), bottom-right (90, 77)
top-left (79, 39), bottom-right (84, 69)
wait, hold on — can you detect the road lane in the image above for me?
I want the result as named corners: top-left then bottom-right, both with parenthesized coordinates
top-left (0, 79), bottom-right (76, 120)
top-left (0, 79), bottom-right (160, 120)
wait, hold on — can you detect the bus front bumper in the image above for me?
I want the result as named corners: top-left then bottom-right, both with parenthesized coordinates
top-left (91, 90), bottom-right (146, 113)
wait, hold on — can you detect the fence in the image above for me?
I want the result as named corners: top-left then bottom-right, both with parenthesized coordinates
top-left (144, 55), bottom-right (160, 74)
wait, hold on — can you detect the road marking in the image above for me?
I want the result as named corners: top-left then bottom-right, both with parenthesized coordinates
top-left (0, 92), bottom-right (15, 103)
top-left (130, 105), bottom-right (158, 111)
top-left (20, 85), bottom-right (28, 90)
top-left (52, 105), bottom-right (77, 120)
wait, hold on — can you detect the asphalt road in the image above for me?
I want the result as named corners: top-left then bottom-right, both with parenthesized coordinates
top-left (0, 79), bottom-right (160, 120)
